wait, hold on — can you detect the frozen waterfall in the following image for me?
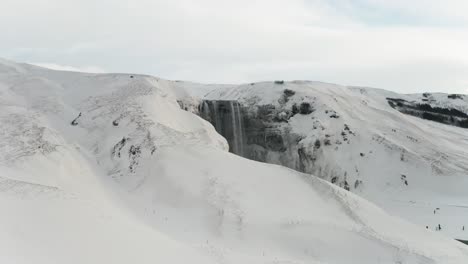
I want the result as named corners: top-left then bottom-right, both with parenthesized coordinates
top-left (199, 100), bottom-right (246, 156)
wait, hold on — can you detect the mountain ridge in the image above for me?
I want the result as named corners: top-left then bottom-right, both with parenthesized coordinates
top-left (1, 58), bottom-right (468, 263)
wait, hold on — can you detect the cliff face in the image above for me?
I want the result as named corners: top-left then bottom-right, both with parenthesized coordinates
top-left (387, 96), bottom-right (468, 128)
top-left (195, 89), bottom-right (468, 186)
top-left (197, 83), bottom-right (468, 193)
top-left (198, 96), bottom-right (326, 181)
top-left (188, 81), bottom-right (468, 241)
top-left (199, 100), bottom-right (246, 156)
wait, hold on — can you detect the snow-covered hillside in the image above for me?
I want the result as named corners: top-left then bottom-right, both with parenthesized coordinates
top-left (190, 80), bottom-right (468, 242)
top-left (1, 58), bottom-right (468, 263)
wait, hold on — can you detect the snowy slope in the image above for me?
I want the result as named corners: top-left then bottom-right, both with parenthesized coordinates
top-left (199, 80), bottom-right (468, 241)
top-left (1, 58), bottom-right (468, 263)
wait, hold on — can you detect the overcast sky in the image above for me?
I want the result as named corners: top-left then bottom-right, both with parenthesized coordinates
top-left (2, 0), bottom-right (468, 93)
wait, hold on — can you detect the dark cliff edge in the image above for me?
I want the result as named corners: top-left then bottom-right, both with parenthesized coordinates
top-left (387, 97), bottom-right (468, 128)
top-left (198, 100), bottom-right (303, 167)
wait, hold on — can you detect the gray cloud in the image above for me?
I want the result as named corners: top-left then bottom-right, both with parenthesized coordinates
top-left (1, 0), bottom-right (468, 93)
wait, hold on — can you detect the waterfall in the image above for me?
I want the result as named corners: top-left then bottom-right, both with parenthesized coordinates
top-left (235, 101), bottom-right (245, 157)
top-left (230, 101), bottom-right (239, 154)
top-left (198, 100), bottom-right (302, 176)
top-left (230, 101), bottom-right (246, 156)
top-left (199, 100), bottom-right (246, 156)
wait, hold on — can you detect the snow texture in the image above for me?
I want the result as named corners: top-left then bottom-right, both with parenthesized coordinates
top-left (1, 58), bottom-right (468, 263)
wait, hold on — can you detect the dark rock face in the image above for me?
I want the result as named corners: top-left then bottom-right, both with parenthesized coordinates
top-left (283, 89), bottom-right (295, 97)
top-left (279, 89), bottom-right (295, 104)
top-left (196, 99), bottom-right (350, 191)
top-left (299, 102), bottom-right (313, 115)
top-left (448, 94), bottom-right (464, 100)
top-left (387, 97), bottom-right (468, 128)
top-left (199, 100), bottom-right (246, 156)
top-left (198, 100), bottom-right (304, 166)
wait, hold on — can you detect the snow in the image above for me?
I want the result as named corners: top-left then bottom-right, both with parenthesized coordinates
top-left (1, 58), bottom-right (468, 263)
top-left (201, 80), bottom-right (468, 243)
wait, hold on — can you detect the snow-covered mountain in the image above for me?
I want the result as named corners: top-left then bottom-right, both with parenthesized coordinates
top-left (187, 81), bottom-right (468, 241)
top-left (1, 58), bottom-right (468, 264)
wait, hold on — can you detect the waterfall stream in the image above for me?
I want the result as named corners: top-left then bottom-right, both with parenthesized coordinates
top-left (199, 100), bottom-right (246, 156)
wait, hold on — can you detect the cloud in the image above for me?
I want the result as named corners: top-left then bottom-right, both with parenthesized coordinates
top-left (352, 0), bottom-right (468, 24)
top-left (1, 0), bottom-right (468, 93)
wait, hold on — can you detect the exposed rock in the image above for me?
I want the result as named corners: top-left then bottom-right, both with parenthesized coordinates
top-left (71, 112), bottom-right (82, 126)
top-left (354, 180), bottom-right (362, 189)
top-left (387, 97), bottom-right (468, 128)
top-left (112, 137), bottom-right (128, 158)
top-left (283, 89), bottom-right (295, 97)
top-left (199, 99), bottom-right (310, 171)
top-left (448, 94), bottom-right (463, 100)
top-left (279, 89), bottom-right (296, 104)
top-left (128, 145), bottom-right (141, 173)
top-left (344, 180), bottom-right (350, 191)
top-left (299, 102), bottom-right (313, 115)
top-left (292, 104), bottom-right (299, 115)
top-left (314, 139), bottom-right (321, 149)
